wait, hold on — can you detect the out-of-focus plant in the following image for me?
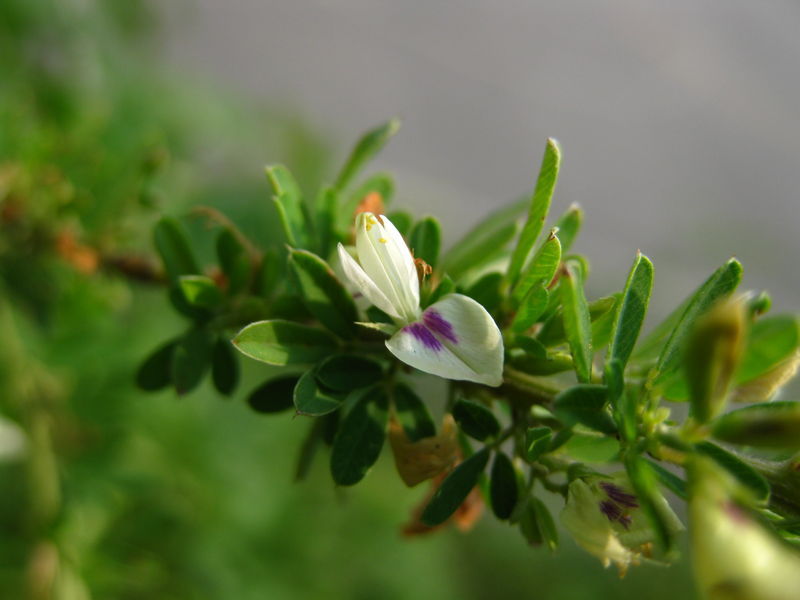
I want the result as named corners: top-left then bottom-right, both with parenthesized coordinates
top-left (0, 1), bottom-right (332, 598)
top-left (139, 119), bottom-right (800, 599)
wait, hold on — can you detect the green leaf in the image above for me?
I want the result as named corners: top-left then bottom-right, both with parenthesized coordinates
top-left (315, 354), bottom-right (383, 392)
top-left (525, 427), bottom-right (552, 462)
top-left (409, 216), bottom-right (442, 268)
top-left (531, 497), bottom-right (559, 551)
top-left (452, 398), bottom-right (501, 441)
top-left (266, 164), bottom-right (311, 248)
top-left (216, 228), bottom-right (250, 294)
top-left (211, 338), bottom-right (238, 396)
top-left (490, 451), bottom-right (518, 520)
top-left (386, 210), bottom-right (412, 237)
top-left (624, 454), bottom-right (676, 552)
top-left (167, 284), bottom-right (211, 321)
top-left (695, 441), bottom-right (769, 503)
top-left (355, 321), bottom-right (397, 336)
top-left (553, 204), bottom-right (583, 254)
top-left (512, 231), bottom-right (561, 306)
top-left (247, 375), bottom-right (299, 414)
top-left (652, 258), bottom-right (743, 383)
top-left (330, 386), bottom-right (389, 485)
top-left (508, 349), bottom-right (573, 376)
top-left (514, 335), bottom-right (549, 358)
top-left (393, 383), bottom-right (436, 442)
top-left (711, 401), bottom-right (800, 449)
top-left (314, 185), bottom-right (338, 258)
top-left (553, 385), bottom-right (616, 434)
top-left (465, 272), bottom-right (504, 314)
top-left (288, 249), bottom-right (358, 339)
top-left (442, 199), bottom-right (526, 281)
top-left (232, 320), bottom-right (338, 366)
top-left (255, 249), bottom-right (282, 299)
top-left (685, 301), bottom-right (746, 423)
top-left (646, 460), bottom-right (687, 500)
top-left (423, 274), bottom-right (455, 309)
top-left (560, 261), bottom-right (593, 383)
top-left (294, 370), bottom-right (343, 416)
top-left (507, 138), bottom-right (561, 286)
top-left (171, 328), bottom-right (214, 395)
top-left (335, 119), bottom-right (401, 190)
top-left (178, 275), bottom-right (223, 310)
top-left (511, 285), bottom-right (550, 333)
top-left (746, 291), bottom-right (772, 318)
top-left (736, 315), bottom-right (800, 384)
top-left (590, 294), bottom-right (621, 350)
top-left (421, 447), bottom-right (490, 526)
top-left (609, 253), bottom-right (654, 368)
top-left (153, 217), bottom-right (198, 282)
top-left (563, 433), bottom-right (620, 463)
top-left (537, 295), bottom-right (617, 347)
top-left (136, 340), bottom-right (177, 392)
top-left (519, 500), bottom-right (543, 546)
top-left (605, 359), bottom-right (636, 443)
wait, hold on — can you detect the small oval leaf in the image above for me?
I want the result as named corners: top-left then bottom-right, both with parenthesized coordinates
top-left (559, 261), bottom-right (593, 383)
top-left (452, 398), bottom-right (501, 441)
top-left (608, 253), bottom-right (654, 368)
top-left (490, 451), bottom-right (518, 520)
top-left (211, 338), bottom-right (238, 396)
top-left (154, 217), bottom-right (198, 282)
top-left (553, 384), bottom-right (616, 434)
top-left (288, 249), bottom-right (359, 339)
top-left (294, 370), bottom-right (343, 416)
top-left (179, 275), bottom-right (223, 309)
top-left (421, 447), bottom-right (490, 526)
top-left (393, 384), bottom-right (436, 442)
top-left (248, 375), bottom-right (300, 414)
top-left (136, 340), bottom-right (177, 392)
top-left (409, 216), bottom-right (442, 268)
top-left (330, 386), bottom-right (389, 486)
top-left (315, 354), bottom-right (383, 392)
top-left (232, 320), bottom-right (338, 366)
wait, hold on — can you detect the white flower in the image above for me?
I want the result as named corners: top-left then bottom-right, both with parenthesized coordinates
top-left (337, 212), bottom-right (503, 386)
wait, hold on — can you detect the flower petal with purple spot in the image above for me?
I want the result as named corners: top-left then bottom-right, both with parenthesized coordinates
top-left (423, 309), bottom-right (458, 344)
top-left (404, 322), bottom-right (443, 351)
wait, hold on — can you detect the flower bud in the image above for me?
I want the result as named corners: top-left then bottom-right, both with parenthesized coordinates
top-left (688, 457), bottom-right (800, 600)
top-left (685, 299), bottom-right (746, 423)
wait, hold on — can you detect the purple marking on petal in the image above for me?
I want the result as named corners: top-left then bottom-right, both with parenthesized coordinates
top-left (599, 500), bottom-right (622, 523)
top-left (404, 322), bottom-right (443, 351)
top-left (600, 482), bottom-right (639, 508)
top-left (423, 309), bottom-right (458, 344)
top-left (617, 514), bottom-right (633, 530)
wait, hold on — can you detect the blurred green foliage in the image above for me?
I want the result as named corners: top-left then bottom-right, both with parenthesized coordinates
top-left (0, 1), bottom-right (697, 598)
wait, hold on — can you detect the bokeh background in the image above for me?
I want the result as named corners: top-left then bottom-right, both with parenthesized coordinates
top-left (1, 1), bottom-right (797, 598)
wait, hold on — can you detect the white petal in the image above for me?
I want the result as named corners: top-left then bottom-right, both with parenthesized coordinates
top-left (385, 293), bottom-right (504, 386)
top-left (355, 213), bottom-right (419, 322)
top-left (337, 243), bottom-right (402, 320)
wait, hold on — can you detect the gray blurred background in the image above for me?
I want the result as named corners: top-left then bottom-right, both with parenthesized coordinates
top-left (154, 0), bottom-right (800, 424)
top-left (157, 0), bottom-right (799, 319)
